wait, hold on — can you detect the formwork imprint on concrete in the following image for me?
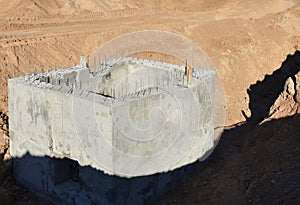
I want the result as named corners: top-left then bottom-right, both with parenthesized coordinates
top-left (9, 57), bottom-right (215, 178)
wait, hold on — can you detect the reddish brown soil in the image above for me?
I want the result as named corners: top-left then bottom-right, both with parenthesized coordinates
top-left (0, 0), bottom-right (299, 204)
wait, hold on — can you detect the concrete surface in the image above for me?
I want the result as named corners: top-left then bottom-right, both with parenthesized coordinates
top-left (9, 57), bottom-right (215, 177)
top-left (8, 57), bottom-right (215, 204)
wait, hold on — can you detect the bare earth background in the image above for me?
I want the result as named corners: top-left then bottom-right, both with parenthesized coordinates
top-left (0, 0), bottom-right (299, 204)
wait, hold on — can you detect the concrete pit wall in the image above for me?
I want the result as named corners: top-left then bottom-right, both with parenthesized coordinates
top-left (13, 153), bottom-right (200, 205)
top-left (9, 57), bottom-right (215, 204)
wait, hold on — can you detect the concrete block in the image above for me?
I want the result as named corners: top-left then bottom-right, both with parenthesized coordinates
top-left (9, 57), bottom-right (215, 204)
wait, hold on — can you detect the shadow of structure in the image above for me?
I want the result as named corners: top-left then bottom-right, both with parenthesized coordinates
top-left (153, 114), bottom-right (300, 205)
top-left (246, 50), bottom-right (300, 122)
top-left (11, 152), bottom-right (206, 205)
top-left (153, 50), bottom-right (300, 205)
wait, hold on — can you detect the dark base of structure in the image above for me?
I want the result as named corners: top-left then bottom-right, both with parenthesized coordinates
top-left (13, 153), bottom-right (202, 205)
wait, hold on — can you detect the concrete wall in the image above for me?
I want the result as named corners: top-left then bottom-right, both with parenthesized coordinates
top-left (13, 153), bottom-right (198, 205)
top-left (9, 57), bottom-right (215, 204)
top-left (9, 58), bottom-right (215, 178)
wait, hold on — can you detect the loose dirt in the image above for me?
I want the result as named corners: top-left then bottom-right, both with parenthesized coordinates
top-left (0, 1), bottom-right (299, 204)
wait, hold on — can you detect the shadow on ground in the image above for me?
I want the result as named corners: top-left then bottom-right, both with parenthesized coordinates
top-left (154, 51), bottom-right (300, 205)
top-left (245, 50), bottom-right (300, 122)
top-left (154, 114), bottom-right (300, 205)
top-left (7, 151), bottom-right (204, 205)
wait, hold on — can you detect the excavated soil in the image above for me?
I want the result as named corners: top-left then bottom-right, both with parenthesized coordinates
top-left (0, 0), bottom-right (299, 204)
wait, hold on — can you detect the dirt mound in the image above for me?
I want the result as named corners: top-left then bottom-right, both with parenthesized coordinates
top-left (245, 50), bottom-right (300, 122)
top-left (0, 0), bottom-right (299, 204)
top-left (269, 71), bottom-right (300, 119)
top-left (0, 0), bottom-right (295, 17)
top-left (154, 52), bottom-right (300, 205)
top-left (0, 0), bottom-right (232, 15)
top-left (0, 0), bottom-right (67, 17)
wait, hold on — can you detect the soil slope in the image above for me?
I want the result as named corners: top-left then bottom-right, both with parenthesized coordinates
top-left (0, 0), bottom-right (299, 204)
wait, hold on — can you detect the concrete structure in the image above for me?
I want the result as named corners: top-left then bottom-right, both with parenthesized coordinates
top-left (8, 57), bottom-right (215, 204)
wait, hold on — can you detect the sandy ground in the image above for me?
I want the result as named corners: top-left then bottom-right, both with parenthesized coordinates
top-left (0, 0), bottom-right (299, 204)
top-left (0, 0), bottom-right (299, 124)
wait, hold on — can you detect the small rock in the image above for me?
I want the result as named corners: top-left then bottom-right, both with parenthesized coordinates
top-left (295, 72), bottom-right (300, 102)
top-left (2, 124), bottom-right (7, 131)
top-left (3, 153), bottom-right (11, 161)
top-left (271, 179), bottom-right (276, 184)
top-left (284, 77), bottom-right (295, 96)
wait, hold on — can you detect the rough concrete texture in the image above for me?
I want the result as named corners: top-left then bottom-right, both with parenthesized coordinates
top-left (9, 57), bottom-right (215, 178)
top-left (8, 57), bottom-right (215, 203)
